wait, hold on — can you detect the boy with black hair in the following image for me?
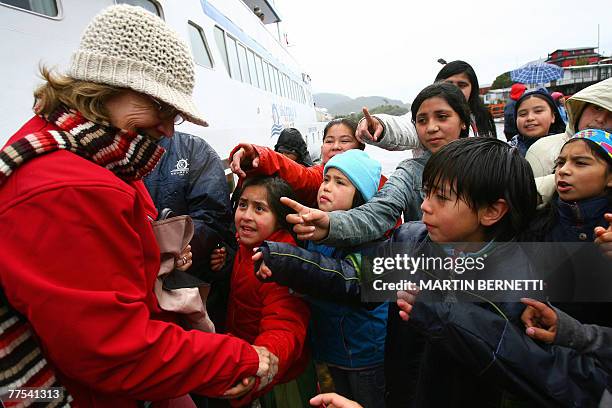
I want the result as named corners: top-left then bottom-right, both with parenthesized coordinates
top-left (258, 138), bottom-right (608, 407)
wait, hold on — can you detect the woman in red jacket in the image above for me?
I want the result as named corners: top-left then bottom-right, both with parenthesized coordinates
top-left (0, 5), bottom-right (273, 407)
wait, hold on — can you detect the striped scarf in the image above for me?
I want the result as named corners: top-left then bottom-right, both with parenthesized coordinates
top-left (0, 106), bottom-right (166, 185)
top-left (0, 306), bottom-right (72, 407)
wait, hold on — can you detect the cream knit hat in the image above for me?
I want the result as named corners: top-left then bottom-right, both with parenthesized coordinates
top-left (70, 4), bottom-right (207, 126)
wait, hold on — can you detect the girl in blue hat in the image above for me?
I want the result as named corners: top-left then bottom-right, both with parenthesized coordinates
top-left (255, 149), bottom-right (388, 408)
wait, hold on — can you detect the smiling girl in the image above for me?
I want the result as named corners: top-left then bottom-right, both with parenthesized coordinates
top-left (511, 88), bottom-right (566, 157)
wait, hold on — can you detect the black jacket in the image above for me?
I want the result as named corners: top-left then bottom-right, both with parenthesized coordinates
top-left (259, 222), bottom-right (609, 407)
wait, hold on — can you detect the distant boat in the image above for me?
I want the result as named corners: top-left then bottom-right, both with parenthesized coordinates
top-left (0, 0), bottom-right (325, 162)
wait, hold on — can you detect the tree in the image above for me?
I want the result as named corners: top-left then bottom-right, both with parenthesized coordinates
top-left (575, 57), bottom-right (589, 66)
top-left (491, 71), bottom-right (512, 89)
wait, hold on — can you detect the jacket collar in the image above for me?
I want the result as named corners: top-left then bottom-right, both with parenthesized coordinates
top-left (557, 196), bottom-right (609, 226)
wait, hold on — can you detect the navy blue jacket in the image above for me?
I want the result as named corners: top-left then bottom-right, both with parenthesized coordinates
top-left (144, 132), bottom-right (235, 280)
top-left (549, 196), bottom-right (610, 242)
top-left (503, 99), bottom-right (517, 140)
top-left (259, 222), bottom-right (609, 407)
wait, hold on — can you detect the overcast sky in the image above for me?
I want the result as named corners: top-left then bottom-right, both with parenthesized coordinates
top-left (276, 0), bottom-right (611, 103)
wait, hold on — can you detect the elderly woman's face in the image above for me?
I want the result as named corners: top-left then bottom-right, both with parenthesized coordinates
top-left (104, 90), bottom-right (176, 140)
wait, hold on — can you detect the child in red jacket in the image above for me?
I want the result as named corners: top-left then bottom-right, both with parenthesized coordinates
top-left (212, 175), bottom-right (311, 407)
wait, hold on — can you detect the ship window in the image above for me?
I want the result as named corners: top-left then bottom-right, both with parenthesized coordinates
top-left (279, 73), bottom-right (285, 97)
top-left (213, 26), bottom-right (230, 76)
top-left (263, 61), bottom-right (271, 92)
top-left (277, 72), bottom-right (284, 97)
top-left (188, 22), bottom-right (213, 69)
top-left (289, 78), bottom-right (295, 101)
top-left (237, 43), bottom-right (250, 84)
top-left (276, 70), bottom-right (282, 97)
top-left (247, 50), bottom-right (259, 88)
top-left (266, 63), bottom-right (276, 94)
top-left (255, 55), bottom-right (266, 89)
top-left (116, 0), bottom-right (161, 16)
top-left (1, 0), bottom-right (59, 17)
top-left (226, 35), bottom-right (241, 81)
top-left (268, 65), bottom-right (276, 95)
top-left (281, 74), bottom-right (288, 98)
top-left (272, 67), bottom-right (280, 96)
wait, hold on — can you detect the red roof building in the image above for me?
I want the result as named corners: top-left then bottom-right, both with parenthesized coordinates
top-left (546, 47), bottom-right (602, 67)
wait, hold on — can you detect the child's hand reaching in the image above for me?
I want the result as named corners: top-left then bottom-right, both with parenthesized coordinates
top-left (520, 298), bottom-right (558, 343)
top-left (210, 247), bottom-right (227, 271)
top-left (253, 251), bottom-right (273, 280)
top-left (594, 213), bottom-right (612, 259)
top-left (396, 289), bottom-right (419, 321)
top-left (174, 245), bottom-right (192, 271)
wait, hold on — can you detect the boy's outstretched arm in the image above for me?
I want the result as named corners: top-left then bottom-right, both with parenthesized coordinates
top-left (254, 241), bottom-right (364, 303)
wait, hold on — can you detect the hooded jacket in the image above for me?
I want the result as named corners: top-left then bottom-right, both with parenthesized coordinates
top-left (526, 78), bottom-right (612, 202)
top-left (274, 128), bottom-right (313, 167)
top-left (258, 222), bottom-right (608, 407)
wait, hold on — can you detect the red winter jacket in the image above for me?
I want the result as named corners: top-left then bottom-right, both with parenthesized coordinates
top-left (229, 145), bottom-right (399, 230)
top-left (0, 117), bottom-right (260, 407)
top-left (226, 229), bottom-right (310, 404)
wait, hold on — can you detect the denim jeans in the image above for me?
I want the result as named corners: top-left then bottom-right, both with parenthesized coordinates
top-left (327, 365), bottom-right (386, 408)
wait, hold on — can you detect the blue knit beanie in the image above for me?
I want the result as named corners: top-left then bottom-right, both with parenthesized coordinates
top-left (324, 150), bottom-right (382, 201)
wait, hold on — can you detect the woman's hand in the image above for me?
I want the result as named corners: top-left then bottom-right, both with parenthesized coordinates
top-left (520, 298), bottom-right (558, 343)
top-left (174, 244), bottom-right (192, 271)
top-left (210, 247), bottom-right (227, 271)
top-left (252, 345), bottom-right (279, 390)
top-left (230, 143), bottom-right (260, 178)
top-left (280, 197), bottom-right (330, 241)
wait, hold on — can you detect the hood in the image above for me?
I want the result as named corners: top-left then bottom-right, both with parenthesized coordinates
top-left (565, 77), bottom-right (612, 136)
top-left (510, 83), bottom-right (527, 101)
top-left (274, 128), bottom-right (313, 166)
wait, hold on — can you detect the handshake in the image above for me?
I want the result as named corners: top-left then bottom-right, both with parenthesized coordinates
top-left (222, 345), bottom-right (279, 399)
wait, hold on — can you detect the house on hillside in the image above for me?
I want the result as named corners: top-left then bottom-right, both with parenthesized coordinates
top-left (546, 47), bottom-right (602, 67)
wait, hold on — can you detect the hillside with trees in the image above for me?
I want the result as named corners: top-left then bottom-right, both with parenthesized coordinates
top-left (314, 93), bottom-right (410, 116)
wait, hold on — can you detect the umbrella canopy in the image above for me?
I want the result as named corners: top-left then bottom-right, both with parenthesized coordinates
top-left (511, 61), bottom-right (563, 84)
